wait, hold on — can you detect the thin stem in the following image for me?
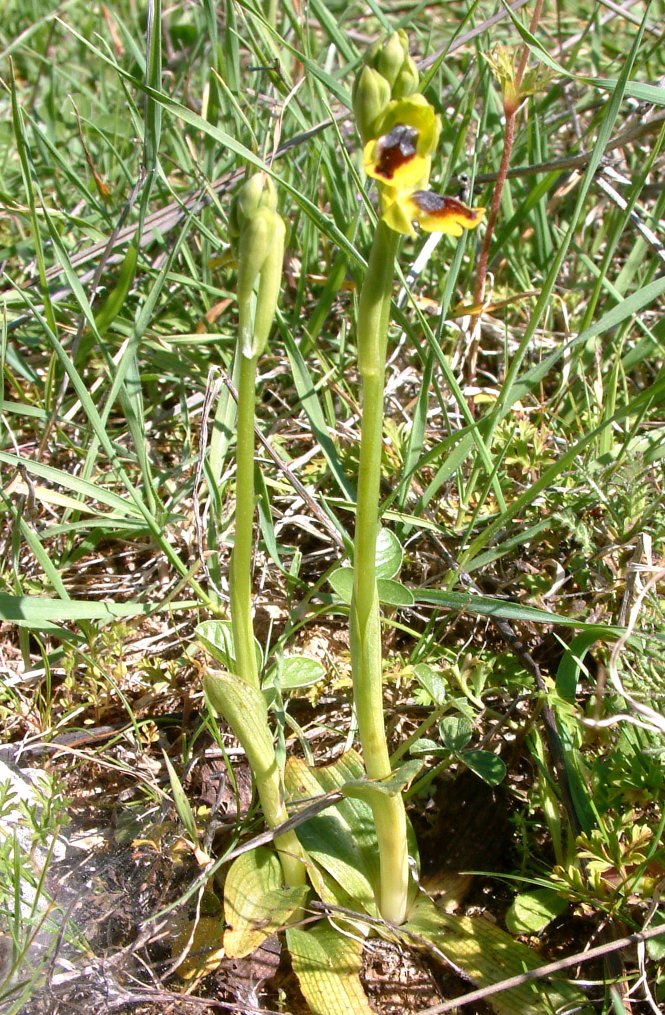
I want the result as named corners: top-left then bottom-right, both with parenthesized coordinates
top-left (230, 350), bottom-right (260, 691)
top-left (351, 220), bottom-right (410, 925)
top-left (469, 0), bottom-right (546, 378)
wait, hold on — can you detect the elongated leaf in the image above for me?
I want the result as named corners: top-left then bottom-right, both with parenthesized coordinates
top-left (0, 451), bottom-right (143, 518)
top-left (556, 630), bottom-right (620, 700)
top-left (416, 588), bottom-right (626, 632)
top-left (162, 752), bottom-right (200, 847)
top-left (0, 593), bottom-right (196, 625)
top-left (287, 922), bottom-right (373, 1015)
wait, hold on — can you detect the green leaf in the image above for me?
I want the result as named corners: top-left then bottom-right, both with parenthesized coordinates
top-left (462, 750), bottom-right (507, 786)
top-left (163, 752), bottom-right (199, 845)
top-left (415, 587), bottom-right (626, 632)
top-left (340, 760), bottom-right (423, 803)
top-left (196, 619), bottom-right (263, 673)
top-left (224, 847), bottom-right (309, 958)
top-left (275, 655), bottom-right (326, 690)
top-left (439, 716), bottom-right (473, 752)
top-left (404, 893), bottom-right (589, 1015)
top-left (328, 568), bottom-right (413, 607)
top-left (375, 527), bottom-right (403, 580)
top-left (328, 566), bottom-right (354, 604)
top-left (0, 592), bottom-right (196, 628)
top-left (287, 921), bottom-right (374, 1015)
top-left (203, 670), bottom-right (275, 779)
top-left (556, 631), bottom-right (620, 701)
top-left (376, 578), bottom-right (414, 607)
top-left (409, 738), bottom-right (445, 757)
top-left (646, 916), bottom-right (665, 961)
top-left (505, 889), bottom-right (569, 935)
top-left (412, 663), bottom-right (447, 705)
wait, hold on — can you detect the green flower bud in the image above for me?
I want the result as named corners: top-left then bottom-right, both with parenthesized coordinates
top-left (375, 30), bottom-right (410, 89)
top-left (352, 65), bottom-right (391, 143)
top-left (236, 207), bottom-right (285, 359)
top-left (229, 172), bottom-right (278, 239)
top-left (393, 54), bottom-right (419, 99)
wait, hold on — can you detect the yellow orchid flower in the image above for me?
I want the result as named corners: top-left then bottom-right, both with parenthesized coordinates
top-left (363, 95), bottom-right (484, 238)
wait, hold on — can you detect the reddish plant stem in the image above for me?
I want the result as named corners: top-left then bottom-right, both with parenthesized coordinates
top-left (472, 0), bottom-right (546, 313)
top-left (473, 108), bottom-right (516, 307)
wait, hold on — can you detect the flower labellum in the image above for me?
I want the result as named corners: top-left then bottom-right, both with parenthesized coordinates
top-left (408, 191), bottom-right (485, 236)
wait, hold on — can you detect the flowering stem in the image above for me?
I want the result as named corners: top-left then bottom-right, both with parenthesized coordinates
top-left (229, 349), bottom-right (260, 693)
top-left (351, 219), bottom-right (409, 925)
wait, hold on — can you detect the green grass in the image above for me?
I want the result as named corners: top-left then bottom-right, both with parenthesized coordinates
top-left (1, 0), bottom-right (664, 1011)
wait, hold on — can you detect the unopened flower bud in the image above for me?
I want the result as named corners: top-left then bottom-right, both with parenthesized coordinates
top-left (236, 208), bottom-right (285, 358)
top-left (393, 54), bottom-right (419, 98)
top-left (229, 173), bottom-right (277, 240)
top-left (375, 30), bottom-right (410, 89)
top-left (352, 65), bottom-right (391, 143)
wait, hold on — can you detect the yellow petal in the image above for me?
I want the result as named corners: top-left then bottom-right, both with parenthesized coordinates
top-left (379, 189), bottom-right (417, 236)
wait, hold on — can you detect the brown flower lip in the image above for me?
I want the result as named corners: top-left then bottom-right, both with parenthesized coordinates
top-left (411, 190), bottom-right (483, 223)
top-left (374, 124), bottom-right (419, 180)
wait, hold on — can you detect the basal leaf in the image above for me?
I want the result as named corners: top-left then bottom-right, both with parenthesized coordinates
top-left (285, 752), bottom-right (379, 916)
top-left (224, 847), bottom-right (308, 958)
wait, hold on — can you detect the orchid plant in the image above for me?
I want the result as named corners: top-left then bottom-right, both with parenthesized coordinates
top-left (349, 30), bottom-right (483, 927)
top-left (202, 173), bottom-right (306, 892)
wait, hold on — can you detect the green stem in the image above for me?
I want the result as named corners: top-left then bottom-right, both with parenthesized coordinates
top-left (351, 220), bottom-right (410, 925)
top-left (230, 350), bottom-right (260, 692)
top-left (225, 351), bottom-right (306, 888)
